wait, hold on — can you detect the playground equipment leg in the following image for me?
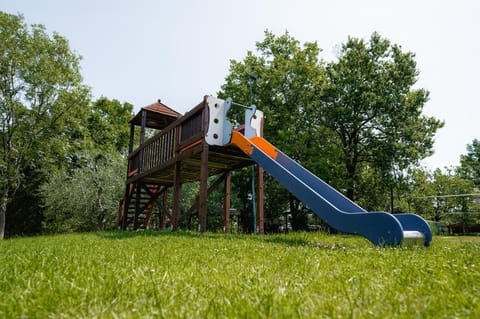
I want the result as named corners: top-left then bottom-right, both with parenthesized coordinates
top-left (199, 142), bottom-right (209, 232)
top-left (256, 165), bottom-right (265, 234)
top-left (224, 171), bottom-right (231, 233)
top-left (172, 161), bottom-right (182, 230)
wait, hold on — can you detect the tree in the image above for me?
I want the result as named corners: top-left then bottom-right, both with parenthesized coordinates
top-left (0, 12), bottom-right (88, 238)
top-left (407, 168), bottom-right (474, 222)
top-left (87, 97), bottom-right (133, 155)
top-left (219, 31), bottom-right (341, 231)
top-left (40, 152), bottom-right (125, 232)
top-left (37, 96), bottom-right (134, 233)
top-left (321, 32), bottom-right (444, 202)
top-left (458, 139), bottom-right (480, 187)
top-left (220, 31), bottom-right (327, 160)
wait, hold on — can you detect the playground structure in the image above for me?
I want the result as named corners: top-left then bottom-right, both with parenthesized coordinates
top-left (119, 96), bottom-right (432, 247)
top-left (118, 97), bottom-right (264, 234)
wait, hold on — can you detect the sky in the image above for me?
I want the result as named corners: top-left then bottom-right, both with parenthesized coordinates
top-left (2, 0), bottom-right (479, 170)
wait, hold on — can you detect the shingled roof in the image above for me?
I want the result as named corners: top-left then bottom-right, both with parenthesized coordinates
top-left (130, 99), bottom-right (182, 130)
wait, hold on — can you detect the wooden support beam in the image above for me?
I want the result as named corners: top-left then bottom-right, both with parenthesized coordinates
top-left (198, 142), bottom-right (209, 232)
top-left (256, 115), bottom-right (265, 234)
top-left (224, 171), bottom-right (231, 233)
top-left (172, 162), bottom-right (182, 230)
top-left (151, 192), bottom-right (171, 229)
top-left (137, 110), bottom-right (147, 176)
top-left (141, 184), bottom-right (163, 202)
top-left (121, 185), bottom-right (131, 230)
top-left (117, 198), bottom-right (125, 229)
top-left (161, 189), bottom-right (168, 229)
top-left (140, 110), bottom-right (147, 145)
top-left (128, 123), bottom-right (135, 154)
top-left (256, 165), bottom-right (264, 234)
top-left (142, 185), bottom-right (167, 229)
top-left (133, 183), bottom-right (141, 230)
top-left (121, 173), bottom-right (136, 230)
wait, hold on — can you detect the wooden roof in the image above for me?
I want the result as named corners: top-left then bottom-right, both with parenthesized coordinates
top-left (130, 99), bottom-right (182, 130)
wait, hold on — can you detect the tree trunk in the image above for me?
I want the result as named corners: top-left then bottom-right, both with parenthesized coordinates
top-left (0, 189), bottom-right (7, 239)
top-left (390, 184), bottom-right (395, 213)
top-left (346, 187), bottom-right (354, 201)
top-left (0, 210), bottom-right (5, 239)
top-left (345, 161), bottom-right (356, 201)
top-left (289, 195), bottom-right (295, 231)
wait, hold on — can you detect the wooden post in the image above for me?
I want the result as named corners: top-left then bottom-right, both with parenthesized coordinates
top-left (198, 141), bottom-right (209, 232)
top-left (224, 171), bottom-right (231, 233)
top-left (161, 188), bottom-right (168, 230)
top-left (172, 161), bottom-right (182, 230)
top-left (256, 118), bottom-right (265, 234)
top-left (128, 123), bottom-right (135, 154)
top-left (122, 123), bottom-right (136, 231)
top-left (140, 110), bottom-right (146, 145)
top-left (121, 187), bottom-right (130, 230)
top-left (133, 183), bottom-right (141, 230)
top-left (256, 165), bottom-right (264, 234)
top-left (138, 110), bottom-right (147, 174)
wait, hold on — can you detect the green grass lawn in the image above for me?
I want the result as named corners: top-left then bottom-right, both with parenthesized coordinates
top-left (1, 231), bottom-right (479, 318)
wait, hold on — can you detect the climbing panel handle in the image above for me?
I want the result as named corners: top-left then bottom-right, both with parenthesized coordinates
top-left (205, 96), bottom-right (232, 146)
top-left (245, 105), bottom-right (264, 138)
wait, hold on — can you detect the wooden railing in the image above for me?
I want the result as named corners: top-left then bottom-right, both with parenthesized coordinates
top-left (142, 128), bottom-right (177, 172)
top-left (127, 98), bottom-right (207, 178)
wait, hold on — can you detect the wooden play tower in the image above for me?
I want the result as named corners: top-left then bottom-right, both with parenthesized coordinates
top-left (118, 96), bottom-right (264, 233)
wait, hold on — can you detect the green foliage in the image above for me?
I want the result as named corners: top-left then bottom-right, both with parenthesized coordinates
top-left (407, 168), bottom-right (475, 222)
top-left (230, 167), bottom-right (258, 233)
top-left (5, 168), bottom-right (46, 236)
top-left (219, 30), bottom-right (443, 223)
top-left (40, 152), bottom-right (125, 232)
top-left (178, 181), bottom-right (201, 230)
top-left (87, 97), bottom-right (133, 155)
top-left (0, 12), bottom-right (136, 237)
top-left (219, 31), bottom-right (339, 229)
top-left (321, 32), bottom-right (444, 200)
top-left (458, 139), bottom-right (480, 187)
top-left (205, 182), bottom-right (228, 232)
top-left (0, 12), bottom-right (89, 238)
top-left (1, 232), bottom-right (479, 318)
top-left (220, 30), bottom-right (326, 160)
top-left (354, 165), bottom-right (390, 211)
top-left (262, 175), bottom-right (290, 231)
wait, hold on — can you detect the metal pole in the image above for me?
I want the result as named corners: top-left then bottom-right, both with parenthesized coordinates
top-left (251, 166), bottom-right (257, 234)
top-left (249, 74), bottom-right (257, 234)
top-left (231, 101), bottom-right (253, 109)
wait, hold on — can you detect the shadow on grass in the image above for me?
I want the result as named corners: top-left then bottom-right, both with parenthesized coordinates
top-left (96, 229), bottom-right (358, 250)
top-left (262, 235), bottom-right (362, 249)
top-left (96, 229), bottom-right (204, 240)
top-left (261, 236), bottom-right (310, 247)
top-left (98, 229), bottom-right (310, 245)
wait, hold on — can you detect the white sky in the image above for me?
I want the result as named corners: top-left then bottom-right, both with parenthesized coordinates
top-left (2, 0), bottom-right (479, 170)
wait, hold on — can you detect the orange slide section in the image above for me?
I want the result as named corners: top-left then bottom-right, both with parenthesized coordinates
top-left (230, 131), bottom-right (278, 159)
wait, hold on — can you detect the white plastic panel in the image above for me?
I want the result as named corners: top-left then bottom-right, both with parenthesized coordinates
top-left (205, 96), bottom-right (232, 146)
top-left (245, 105), bottom-right (264, 138)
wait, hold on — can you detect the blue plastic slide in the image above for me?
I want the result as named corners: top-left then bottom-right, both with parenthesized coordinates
top-left (230, 131), bottom-right (432, 247)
